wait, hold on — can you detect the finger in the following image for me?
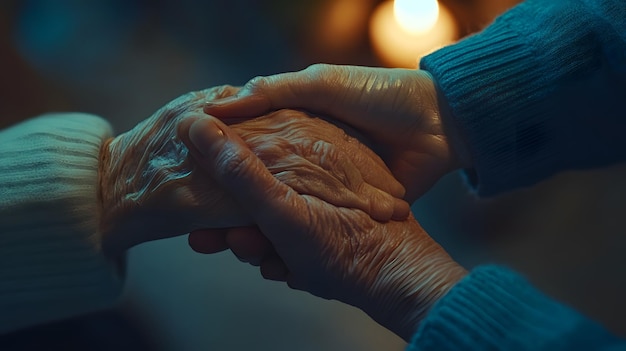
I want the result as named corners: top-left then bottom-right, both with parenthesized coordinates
top-left (188, 229), bottom-right (229, 254)
top-left (392, 198), bottom-right (412, 221)
top-left (260, 255), bottom-right (289, 282)
top-left (269, 157), bottom-right (369, 215)
top-left (226, 226), bottom-right (274, 266)
top-left (351, 160), bottom-right (406, 200)
top-left (183, 114), bottom-right (402, 221)
top-left (356, 182), bottom-right (411, 221)
top-left (268, 154), bottom-right (400, 222)
top-left (290, 140), bottom-right (406, 221)
top-left (204, 65), bottom-right (421, 160)
top-left (341, 141), bottom-right (406, 199)
top-left (296, 133), bottom-right (406, 200)
top-left (306, 113), bottom-right (406, 199)
top-left (201, 85), bottom-right (241, 101)
top-left (202, 71), bottom-right (304, 118)
top-left (203, 64), bottom-right (364, 122)
top-left (232, 109), bottom-right (406, 199)
top-left (177, 114), bottom-right (207, 162)
top-left (186, 116), bottom-right (308, 248)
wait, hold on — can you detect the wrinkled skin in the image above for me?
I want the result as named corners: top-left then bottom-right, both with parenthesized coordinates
top-left (184, 116), bottom-right (467, 341)
top-left (99, 86), bottom-right (408, 254)
top-left (204, 64), bottom-right (471, 201)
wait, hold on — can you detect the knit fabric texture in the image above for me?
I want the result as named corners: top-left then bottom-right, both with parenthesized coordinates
top-left (409, 265), bottom-right (622, 351)
top-left (0, 113), bottom-right (122, 333)
top-left (421, 0), bottom-right (626, 196)
top-left (411, 0), bottom-right (626, 349)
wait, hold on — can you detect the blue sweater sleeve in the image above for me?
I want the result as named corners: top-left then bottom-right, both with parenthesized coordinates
top-left (408, 266), bottom-right (624, 351)
top-left (420, 0), bottom-right (626, 196)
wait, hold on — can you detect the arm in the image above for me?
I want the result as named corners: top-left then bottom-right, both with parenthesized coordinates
top-left (202, 1), bottom-right (625, 200)
top-left (411, 2), bottom-right (626, 346)
top-left (187, 113), bottom-right (625, 350)
top-left (0, 113), bottom-right (122, 333)
top-left (421, 0), bottom-right (626, 196)
top-left (182, 115), bottom-right (467, 341)
top-left (409, 265), bottom-right (623, 350)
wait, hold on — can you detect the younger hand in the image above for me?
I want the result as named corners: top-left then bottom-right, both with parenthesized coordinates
top-left (204, 64), bottom-right (471, 201)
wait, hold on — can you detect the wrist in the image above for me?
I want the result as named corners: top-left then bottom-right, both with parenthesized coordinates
top-left (0, 114), bottom-right (123, 329)
top-left (388, 251), bottom-right (466, 341)
top-left (97, 132), bottom-right (168, 256)
top-left (97, 136), bottom-right (122, 256)
top-left (429, 72), bottom-right (473, 170)
top-left (361, 222), bottom-right (467, 341)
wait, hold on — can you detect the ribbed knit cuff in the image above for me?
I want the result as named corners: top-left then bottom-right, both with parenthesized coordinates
top-left (420, 11), bottom-right (555, 196)
top-left (420, 0), bottom-right (625, 196)
top-left (408, 265), bottom-right (618, 351)
top-left (0, 113), bottom-right (123, 333)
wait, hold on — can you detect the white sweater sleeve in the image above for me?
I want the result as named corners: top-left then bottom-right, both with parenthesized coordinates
top-left (0, 113), bottom-right (123, 333)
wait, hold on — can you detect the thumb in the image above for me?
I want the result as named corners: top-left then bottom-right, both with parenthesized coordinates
top-left (186, 116), bottom-right (306, 246)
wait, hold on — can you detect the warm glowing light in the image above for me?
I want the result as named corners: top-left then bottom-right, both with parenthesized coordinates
top-left (393, 0), bottom-right (440, 34)
top-left (369, 0), bottom-right (457, 68)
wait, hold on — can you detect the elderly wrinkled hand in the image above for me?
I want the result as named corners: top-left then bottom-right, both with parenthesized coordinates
top-left (204, 64), bottom-right (472, 201)
top-left (98, 86), bottom-right (409, 255)
top-left (184, 116), bottom-right (467, 341)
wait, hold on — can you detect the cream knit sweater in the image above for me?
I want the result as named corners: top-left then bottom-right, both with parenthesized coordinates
top-left (0, 113), bottom-right (123, 333)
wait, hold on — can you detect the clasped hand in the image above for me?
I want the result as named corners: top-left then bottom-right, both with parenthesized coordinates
top-left (99, 78), bottom-right (466, 342)
top-left (98, 85), bottom-right (407, 254)
top-left (185, 65), bottom-right (473, 340)
top-left (183, 116), bottom-right (466, 341)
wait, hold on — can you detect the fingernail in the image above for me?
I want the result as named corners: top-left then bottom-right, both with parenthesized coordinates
top-left (189, 117), bottom-right (227, 158)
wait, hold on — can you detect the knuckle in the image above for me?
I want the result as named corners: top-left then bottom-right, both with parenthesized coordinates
top-left (217, 84), bottom-right (239, 98)
top-left (243, 75), bottom-right (269, 93)
top-left (304, 63), bottom-right (333, 81)
top-left (303, 64), bottom-right (345, 93)
top-left (204, 84), bottom-right (238, 100)
top-left (305, 63), bottom-right (331, 75)
top-left (215, 148), bottom-right (254, 180)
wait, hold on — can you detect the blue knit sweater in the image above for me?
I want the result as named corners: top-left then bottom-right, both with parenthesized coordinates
top-left (414, 0), bottom-right (626, 349)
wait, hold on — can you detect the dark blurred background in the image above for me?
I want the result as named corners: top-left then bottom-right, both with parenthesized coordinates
top-left (2, 0), bottom-right (625, 350)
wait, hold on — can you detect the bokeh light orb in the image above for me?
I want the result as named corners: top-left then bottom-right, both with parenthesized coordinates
top-left (393, 0), bottom-right (440, 34)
